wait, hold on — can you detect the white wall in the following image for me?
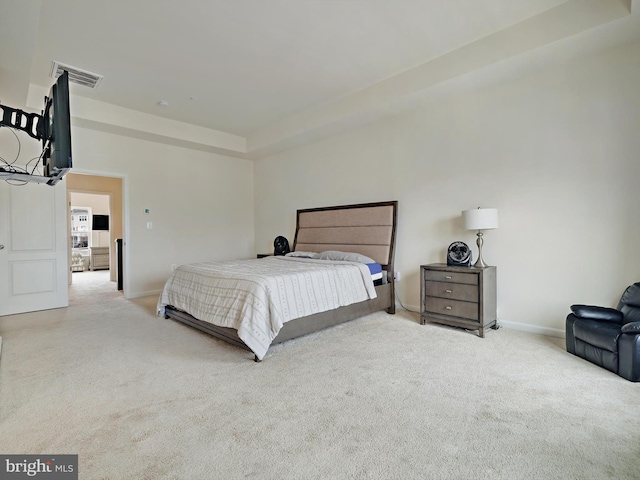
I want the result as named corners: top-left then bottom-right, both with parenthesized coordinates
top-left (70, 192), bottom-right (109, 214)
top-left (254, 39), bottom-right (640, 336)
top-left (72, 127), bottom-right (254, 297)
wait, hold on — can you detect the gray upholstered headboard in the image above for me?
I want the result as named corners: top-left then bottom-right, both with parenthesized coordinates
top-left (292, 201), bottom-right (398, 268)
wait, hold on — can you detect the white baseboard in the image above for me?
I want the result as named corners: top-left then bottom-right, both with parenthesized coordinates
top-left (399, 303), bottom-right (565, 339)
top-left (499, 320), bottom-right (565, 338)
top-left (396, 302), bottom-right (421, 315)
top-left (126, 289), bottom-right (162, 299)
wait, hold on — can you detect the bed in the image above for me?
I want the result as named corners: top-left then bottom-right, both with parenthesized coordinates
top-left (158, 200), bottom-right (397, 361)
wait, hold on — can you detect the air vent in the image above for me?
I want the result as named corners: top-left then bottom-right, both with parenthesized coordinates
top-left (51, 61), bottom-right (103, 89)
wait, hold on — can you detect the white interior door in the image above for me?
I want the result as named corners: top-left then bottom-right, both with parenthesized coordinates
top-left (0, 180), bottom-right (69, 316)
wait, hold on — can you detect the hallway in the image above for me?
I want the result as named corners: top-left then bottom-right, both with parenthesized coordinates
top-left (69, 270), bottom-right (122, 306)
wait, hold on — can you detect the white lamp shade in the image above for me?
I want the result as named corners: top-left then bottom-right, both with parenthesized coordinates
top-left (462, 208), bottom-right (499, 231)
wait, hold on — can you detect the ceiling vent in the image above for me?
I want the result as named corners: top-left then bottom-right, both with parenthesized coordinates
top-left (51, 61), bottom-right (103, 89)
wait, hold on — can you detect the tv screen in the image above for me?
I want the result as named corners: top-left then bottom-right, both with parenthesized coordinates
top-left (41, 70), bottom-right (72, 185)
top-left (92, 215), bottom-right (109, 231)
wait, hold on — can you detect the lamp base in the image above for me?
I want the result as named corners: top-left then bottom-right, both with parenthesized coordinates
top-left (473, 257), bottom-right (488, 268)
top-left (473, 231), bottom-right (489, 268)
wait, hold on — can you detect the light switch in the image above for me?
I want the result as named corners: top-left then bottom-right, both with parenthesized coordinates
top-left (147, 221), bottom-right (153, 229)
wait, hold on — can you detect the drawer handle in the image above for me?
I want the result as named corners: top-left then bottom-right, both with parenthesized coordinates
top-left (445, 275), bottom-right (452, 279)
top-left (445, 289), bottom-right (452, 293)
top-left (445, 306), bottom-right (452, 310)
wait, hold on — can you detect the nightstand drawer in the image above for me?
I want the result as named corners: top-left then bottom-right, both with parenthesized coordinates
top-left (424, 296), bottom-right (479, 321)
top-left (425, 280), bottom-right (478, 302)
top-left (93, 255), bottom-right (109, 267)
top-left (423, 270), bottom-right (478, 285)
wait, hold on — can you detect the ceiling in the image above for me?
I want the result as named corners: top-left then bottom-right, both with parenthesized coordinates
top-left (1, 0), bottom-right (638, 158)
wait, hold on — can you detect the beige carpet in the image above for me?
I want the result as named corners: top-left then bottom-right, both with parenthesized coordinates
top-left (0, 275), bottom-right (638, 480)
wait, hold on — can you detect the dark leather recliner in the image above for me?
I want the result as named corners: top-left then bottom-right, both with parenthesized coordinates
top-left (566, 282), bottom-right (640, 382)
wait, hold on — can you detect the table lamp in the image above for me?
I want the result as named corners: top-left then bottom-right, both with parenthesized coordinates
top-left (462, 208), bottom-right (499, 268)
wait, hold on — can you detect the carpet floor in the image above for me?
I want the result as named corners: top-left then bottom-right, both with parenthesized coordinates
top-left (0, 274), bottom-right (638, 479)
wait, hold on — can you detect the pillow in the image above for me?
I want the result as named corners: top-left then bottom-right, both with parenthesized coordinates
top-left (317, 250), bottom-right (376, 264)
top-left (367, 263), bottom-right (383, 275)
top-left (285, 251), bottom-right (319, 259)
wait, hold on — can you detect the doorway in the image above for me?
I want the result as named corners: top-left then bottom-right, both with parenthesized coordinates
top-left (69, 193), bottom-right (110, 289)
top-left (66, 173), bottom-right (124, 304)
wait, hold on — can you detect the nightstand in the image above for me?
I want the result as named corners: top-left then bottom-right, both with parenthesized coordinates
top-left (420, 263), bottom-right (497, 337)
top-left (90, 246), bottom-right (110, 271)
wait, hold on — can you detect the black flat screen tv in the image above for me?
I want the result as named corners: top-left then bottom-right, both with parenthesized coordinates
top-left (41, 70), bottom-right (72, 184)
top-left (92, 215), bottom-right (109, 231)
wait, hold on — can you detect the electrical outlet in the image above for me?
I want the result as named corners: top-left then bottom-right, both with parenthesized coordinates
top-left (394, 271), bottom-right (401, 281)
top-left (171, 264), bottom-right (177, 271)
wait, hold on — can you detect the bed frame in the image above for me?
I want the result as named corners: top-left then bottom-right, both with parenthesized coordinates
top-left (164, 200), bottom-right (398, 360)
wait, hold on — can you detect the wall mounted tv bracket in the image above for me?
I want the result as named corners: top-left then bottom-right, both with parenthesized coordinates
top-left (0, 104), bottom-right (57, 185)
top-left (0, 104), bottom-right (45, 140)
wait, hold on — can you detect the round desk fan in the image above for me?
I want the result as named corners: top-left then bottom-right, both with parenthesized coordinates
top-left (447, 241), bottom-right (472, 267)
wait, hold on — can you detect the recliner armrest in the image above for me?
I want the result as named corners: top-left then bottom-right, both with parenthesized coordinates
top-left (570, 304), bottom-right (623, 323)
top-left (621, 321), bottom-right (640, 334)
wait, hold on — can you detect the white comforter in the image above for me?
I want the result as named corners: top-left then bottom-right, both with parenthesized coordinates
top-left (157, 256), bottom-right (377, 359)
